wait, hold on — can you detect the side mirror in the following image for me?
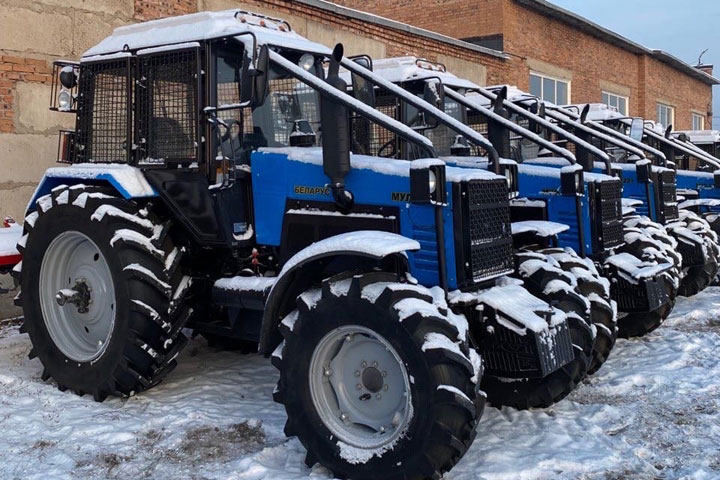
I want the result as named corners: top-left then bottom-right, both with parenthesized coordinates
top-left (351, 57), bottom-right (375, 109)
top-left (423, 79), bottom-right (445, 111)
top-left (251, 45), bottom-right (270, 107)
top-left (629, 118), bottom-right (644, 141)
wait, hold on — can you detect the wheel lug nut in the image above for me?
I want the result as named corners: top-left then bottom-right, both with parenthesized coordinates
top-left (345, 335), bottom-right (353, 342)
top-left (372, 361), bottom-right (378, 368)
top-left (383, 384), bottom-right (389, 391)
top-left (324, 367), bottom-right (333, 377)
top-left (379, 426), bottom-right (386, 433)
top-left (354, 370), bottom-right (361, 377)
top-left (375, 393), bottom-right (382, 400)
top-left (356, 384), bottom-right (363, 390)
top-left (361, 361), bottom-right (367, 368)
top-left (340, 413), bottom-right (348, 422)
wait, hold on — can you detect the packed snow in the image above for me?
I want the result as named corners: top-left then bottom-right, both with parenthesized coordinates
top-left (0, 285), bottom-right (720, 478)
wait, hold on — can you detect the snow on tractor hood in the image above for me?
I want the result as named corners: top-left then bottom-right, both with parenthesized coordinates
top-left (257, 147), bottom-right (504, 182)
top-left (84, 9), bottom-right (331, 57)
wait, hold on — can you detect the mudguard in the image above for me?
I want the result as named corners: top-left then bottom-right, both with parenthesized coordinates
top-left (258, 230), bottom-right (420, 354)
top-left (25, 164), bottom-right (157, 212)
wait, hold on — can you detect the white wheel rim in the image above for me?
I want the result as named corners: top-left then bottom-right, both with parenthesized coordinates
top-left (39, 231), bottom-right (116, 363)
top-left (309, 325), bottom-right (412, 450)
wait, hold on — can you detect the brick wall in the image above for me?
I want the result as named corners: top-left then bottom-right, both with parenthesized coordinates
top-left (337, 0), bottom-right (714, 129)
top-left (0, 57), bottom-right (53, 134)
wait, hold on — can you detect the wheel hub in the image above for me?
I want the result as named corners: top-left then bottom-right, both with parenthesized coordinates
top-left (56, 279), bottom-right (92, 314)
top-left (309, 325), bottom-right (412, 449)
top-left (39, 231), bottom-right (116, 363)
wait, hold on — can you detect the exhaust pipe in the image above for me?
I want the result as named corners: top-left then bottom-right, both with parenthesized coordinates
top-left (321, 44), bottom-right (354, 214)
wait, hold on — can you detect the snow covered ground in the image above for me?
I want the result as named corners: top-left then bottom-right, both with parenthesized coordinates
top-left (0, 289), bottom-right (719, 480)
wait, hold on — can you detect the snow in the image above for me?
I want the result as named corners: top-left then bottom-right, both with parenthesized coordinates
top-left (0, 223), bottom-right (22, 257)
top-left (286, 209), bottom-right (394, 219)
top-left (214, 276), bottom-right (277, 293)
top-left (136, 42), bottom-right (201, 56)
top-left (605, 253), bottom-right (672, 281)
top-left (511, 220), bottom-right (570, 237)
top-left (111, 229), bottom-right (165, 258)
top-left (673, 129), bottom-right (720, 145)
top-left (1, 287), bottom-right (720, 478)
top-left (368, 56), bottom-right (480, 90)
top-left (43, 164), bottom-right (156, 198)
top-left (84, 10), bottom-right (331, 57)
top-left (123, 263), bottom-right (171, 292)
top-left (679, 198), bottom-right (720, 209)
top-left (409, 158), bottom-right (445, 169)
top-left (90, 204), bottom-right (154, 231)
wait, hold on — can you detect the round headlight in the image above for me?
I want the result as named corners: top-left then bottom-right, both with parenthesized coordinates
top-left (505, 169), bottom-right (514, 189)
top-left (298, 54), bottom-right (315, 71)
top-left (575, 173), bottom-right (582, 191)
top-left (58, 90), bottom-right (72, 111)
top-left (428, 170), bottom-right (437, 194)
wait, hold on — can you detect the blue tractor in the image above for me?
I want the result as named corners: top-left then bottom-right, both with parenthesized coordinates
top-left (556, 103), bottom-right (720, 297)
top-left (9, 11), bottom-right (584, 480)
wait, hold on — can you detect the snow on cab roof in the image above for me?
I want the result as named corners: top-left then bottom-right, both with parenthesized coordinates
top-left (84, 10), bottom-right (331, 58)
top-left (576, 103), bottom-right (626, 122)
top-left (370, 57), bottom-right (480, 90)
top-left (673, 130), bottom-right (720, 145)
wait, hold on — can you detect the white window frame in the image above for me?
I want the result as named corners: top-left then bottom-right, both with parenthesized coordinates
top-left (602, 91), bottom-right (629, 115)
top-left (657, 102), bottom-right (675, 129)
top-left (691, 112), bottom-right (705, 130)
top-left (529, 71), bottom-right (570, 105)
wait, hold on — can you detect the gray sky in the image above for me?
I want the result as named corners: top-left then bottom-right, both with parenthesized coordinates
top-left (548, 0), bottom-right (720, 128)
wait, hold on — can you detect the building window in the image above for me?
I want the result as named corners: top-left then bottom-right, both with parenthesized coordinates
top-left (657, 103), bottom-right (674, 129)
top-left (602, 91), bottom-right (628, 115)
top-left (691, 112), bottom-right (705, 130)
top-left (529, 72), bottom-right (569, 105)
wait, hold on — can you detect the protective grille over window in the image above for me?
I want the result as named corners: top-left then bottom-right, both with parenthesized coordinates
top-left (75, 59), bottom-right (130, 163)
top-left (266, 77), bottom-right (321, 146)
top-left (137, 49), bottom-right (198, 164)
top-left (351, 89), bottom-right (400, 158)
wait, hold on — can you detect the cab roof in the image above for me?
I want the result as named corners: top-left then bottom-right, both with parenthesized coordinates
top-left (672, 130), bottom-right (720, 145)
top-left (371, 57), bottom-right (480, 90)
top-left (83, 9), bottom-right (331, 58)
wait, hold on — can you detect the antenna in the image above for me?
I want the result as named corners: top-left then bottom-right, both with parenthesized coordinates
top-left (697, 48), bottom-right (709, 66)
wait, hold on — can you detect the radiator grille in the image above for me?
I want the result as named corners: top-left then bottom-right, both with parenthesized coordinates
top-left (455, 179), bottom-right (514, 287)
top-left (596, 180), bottom-right (623, 251)
top-left (658, 170), bottom-right (678, 222)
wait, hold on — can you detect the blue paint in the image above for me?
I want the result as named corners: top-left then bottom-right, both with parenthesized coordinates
top-left (251, 150), bottom-right (460, 289)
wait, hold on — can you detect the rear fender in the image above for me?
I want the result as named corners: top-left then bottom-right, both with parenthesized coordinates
top-left (26, 164), bottom-right (156, 213)
top-left (258, 231), bottom-right (420, 354)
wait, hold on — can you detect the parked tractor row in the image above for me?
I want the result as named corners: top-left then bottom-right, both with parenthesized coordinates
top-left (3, 10), bottom-right (719, 479)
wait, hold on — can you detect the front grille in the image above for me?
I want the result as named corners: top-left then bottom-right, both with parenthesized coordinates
top-left (453, 179), bottom-right (514, 288)
top-left (658, 170), bottom-right (678, 222)
top-left (594, 179), bottom-right (623, 251)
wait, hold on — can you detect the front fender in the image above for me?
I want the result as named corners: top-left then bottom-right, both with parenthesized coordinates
top-left (258, 230), bottom-right (420, 354)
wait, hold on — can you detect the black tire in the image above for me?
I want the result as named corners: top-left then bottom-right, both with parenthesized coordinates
top-left (543, 248), bottom-right (617, 375)
top-left (668, 209), bottom-right (720, 297)
top-left (481, 252), bottom-right (595, 410)
top-left (273, 272), bottom-right (482, 480)
top-left (612, 216), bottom-right (678, 338)
top-left (14, 185), bottom-right (192, 401)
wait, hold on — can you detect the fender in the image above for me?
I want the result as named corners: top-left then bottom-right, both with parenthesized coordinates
top-left (258, 230), bottom-right (420, 354)
top-left (26, 164), bottom-right (157, 212)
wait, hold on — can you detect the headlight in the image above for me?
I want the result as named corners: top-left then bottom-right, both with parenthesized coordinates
top-left (298, 54), bottom-right (315, 71)
top-left (506, 170), bottom-right (513, 189)
top-left (428, 170), bottom-right (437, 194)
top-left (575, 174), bottom-right (582, 192)
top-left (58, 90), bottom-right (72, 111)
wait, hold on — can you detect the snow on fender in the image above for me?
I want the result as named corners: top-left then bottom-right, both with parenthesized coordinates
top-left (258, 231), bottom-right (421, 354)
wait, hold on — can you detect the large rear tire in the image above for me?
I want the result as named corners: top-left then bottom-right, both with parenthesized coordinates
top-left (481, 252), bottom-right (595, 410)
top-left (273, 272), bottom-right (482, 480)
top-left (14, 185), bottom-right (192, 401)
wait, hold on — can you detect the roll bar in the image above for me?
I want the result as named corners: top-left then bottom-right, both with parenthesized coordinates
top-left (339, 57), bottom-right (503, 173)
top-left (270, 51), bottom-right (437, 159)
top-left (443, 87), bottom-right (576, 164)
top-left (643, 125), bottom-right (720, 169)
top-left (472, 87), bottom-right (613, 173)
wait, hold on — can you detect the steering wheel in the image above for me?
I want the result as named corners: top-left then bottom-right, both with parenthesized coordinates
top-left (377, 139), bottom-right (397, 158)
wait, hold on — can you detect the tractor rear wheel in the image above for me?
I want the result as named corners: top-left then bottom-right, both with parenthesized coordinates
top-left (15, 185), bottom-right (191, 401)
top-left (273, 272), bottom-right (482, 480)
top-left (481, 252), bottom-right (595, 410)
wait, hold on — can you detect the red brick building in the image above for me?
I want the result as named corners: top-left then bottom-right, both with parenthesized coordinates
top-left (334, 0), bottom-right (717, 131)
